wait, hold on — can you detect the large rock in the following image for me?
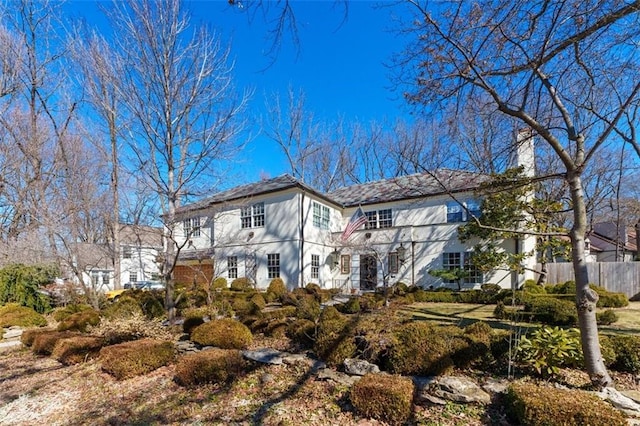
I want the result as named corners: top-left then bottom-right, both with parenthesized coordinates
top-left (343, 358), bottom-right (380, 376)
top-left (415, 375), bottom-right (491, 405)
top-left (316, 368), bottom-right (360, 387)
top-left (597, 387), bottom-right (640, 417)
top-left (2, 327), bottom-right (23, 340)
top-left (242, 348), bottom-right (284, 365)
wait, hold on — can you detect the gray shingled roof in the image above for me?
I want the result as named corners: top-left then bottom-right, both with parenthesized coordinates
top-left (175, 174), bottom-right (328, 214)
top-left (328, 169), bottom-right (487, 207)
top-left (176, 170), bottom-right (487, 214)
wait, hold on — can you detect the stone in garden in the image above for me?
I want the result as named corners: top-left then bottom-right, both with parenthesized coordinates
top-left (242, 348), bottom-right (284, 365)
top-left (423, 376), bottom-right (491, 405)
top-left (343, 358), bottom-right (380, 376)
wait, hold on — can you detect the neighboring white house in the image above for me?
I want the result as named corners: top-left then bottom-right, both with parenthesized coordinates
top-left (76, 224), bottom-right (163, 292)
top-left (173, 168), bottom-right (538, 292)
top-left (586, 222), bottom-right (639, 262)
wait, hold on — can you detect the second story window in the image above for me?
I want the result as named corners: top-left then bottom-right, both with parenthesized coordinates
top-left (365, 209), bottom-right (393, 229)
top-left (122, 246), bottom-right (132, 259)
top-left (446, 200), bottom-right (482, 223)
top-left (241, 202), bottom-right (265, 229)
top-left (183, 217), bottom-right (201, 237)
top-left (312, 202), bottom-right (330, 230)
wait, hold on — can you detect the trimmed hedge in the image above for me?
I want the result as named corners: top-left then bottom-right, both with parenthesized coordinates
top-left (100, 338), bottom-right (175, 380)
top-left (190, 318), bottom-right (253, 349)
top-left (350, 373), bottom-right (415, 425)
top-left (313, 306), bottom-right (357, 366)
top-left (0, 303), bottom-right (47, 328)
top-left (21, 327), bottom-right (55, 347)
top-left (175, 349), bottom-right (246, 386)
top-left (32, 331), bottom-right (82, 355)
top-left (57, 309), bottom-right (100, 332)
top-left (52, 336), bottom-right (105, 365)
top-left (523, 296), bottom-right (577, 326)
top-left (506, 381), bottom-right (626, 426)
top-left (601, 334), bottom-right (640, 373)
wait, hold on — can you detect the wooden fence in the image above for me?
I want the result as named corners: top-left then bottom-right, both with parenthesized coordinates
top-left (540, 262), bottom-right (640, 299)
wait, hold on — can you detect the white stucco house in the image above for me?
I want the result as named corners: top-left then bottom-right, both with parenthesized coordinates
top-left (75, 224), bottom-right (163, 292)
top-left (173, 165), bottom-right (538, 292)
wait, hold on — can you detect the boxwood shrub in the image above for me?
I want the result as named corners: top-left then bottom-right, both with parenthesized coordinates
top-left (350, 373), bottom-right (414, 426)
top-left (314, 306), bottom-right (356, 366)
top-left (0, 303), bottom-right (47, 328)
top-left (57, 309), bottom-right (101, 332)
top-left (506, 381), bottom-right (626, 426)
top-left (52, 336), bottom-right (105, 365)
top-left (190, 318), bottom-right (253, 349)
top-left (100, 338), bottom-right (175, 380)
top-left (175, 348), bottom-right (246, 387)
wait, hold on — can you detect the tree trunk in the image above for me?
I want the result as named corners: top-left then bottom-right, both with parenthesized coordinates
top-left (568, 171), bottom-right (612, 388)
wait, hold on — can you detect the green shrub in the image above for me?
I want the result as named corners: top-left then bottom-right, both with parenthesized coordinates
top-left (231, 297), bottom-right (253, 318)
top-left (314, 306), bottom-right (356, 366)
top-left (52, 304), bottom-right (94, 322)
top-left (100, 338), bottom-right (175, 380)
top-left (175, 348), bottom-right (246, 387)
top-left (230, 277), bottom-right (253, 291)
top-left (249, 293), bottom-right (266, 313)
top-left (286, 319), bottom-right (316, 348)
top-left (0, 264), bottom-right (56, 313)
top-left (295, 294), bottom-right (321, 321)
top-left (0, 303), bottom-right (47, 328)
top-left (132, 291), bottom-right (166, 319)
top-left (392, 282), bottom-right (409, 296)
top-left (591, 286), bottom-right (629, 308)
top-left (183, 316), bottom-right (205, 335)
top-left (524, 296), bottom-right (577, 326)
top-left (546, 280), bottom-right (576, 295)
top-left (191, 318), bottom-right (253, 349)
top-left (350, 373), bottom-right (415, 425)
top-left (596, 309), bottom-right (619, 325)
top-left (20, 327), bottom-right (55, 347)
top-left (481, 283), bottom-right (502, 294)
top-left (416, 290), bottom-right (457, 303)
top-left (516, 326), bottom-right (583, 377)
top-left (387, 322), bottom-right (461, 376)
top-left (605, 334), bottom-right (640, 373)
top-left (32, 330), bottom-right (81, 355)
top-left (338, 297), bottom-right (361, 314)
top-left (101, 296), bottom-right (144, 320)
top-left (57, 309), bottom-right (100, 332)
top-left (266, 277), bottom-right (287, 300)
top-left (260, 306), bottom-right (297, 321)
top-left (506, 381), bottom-right (626, 426)
top-left (522, 279), bottom-right (546, 294)
top-left (212, 277), bottom-right (228, 290)
top-left (52, 336), bottom-right (105, 365)
top-left (359, 293), bottom-right (384, 312)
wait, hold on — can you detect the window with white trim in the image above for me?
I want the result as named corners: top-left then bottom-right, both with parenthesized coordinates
top-left (228, 256), bottom-right (238, 279)
top-left (267, 253), bottom-right (280, 279)
top-left (311, 254), bottom-right (320, 279)
top-left (91, 271), bottom-right (99, 287)
top-left (364, 209), bottom-right (393, 229)
top-left (312, 202), bottom-right (330, 230)
top-left (129, 272), bottom-right (138, 283)
top-left (442, 252), bottom-right (483, 285)
top-left (340, 255), bottom-right (350, 274)
top-left (241, 202), bottom-right (265, 229)
top-left (183, 217), bottom-right (201, 237)
top-left (122, 246), bottom-right (132, 259)
top-left (446, 200), bottom-right (482, 223)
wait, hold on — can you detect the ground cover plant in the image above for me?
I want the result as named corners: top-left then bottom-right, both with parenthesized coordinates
top-left (2, 285), bottom-right (640, 424)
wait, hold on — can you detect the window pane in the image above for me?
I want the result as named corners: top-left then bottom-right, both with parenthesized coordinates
top-left (447, 203), bottom-right (463, 223)
top-left (463, 253), bottom-right (483, 284)
top-left (122, 246), bottom-right (132, 259)
top-left (388, 252), bottom-right (399, 274)
top-left (466, 200), bottom-right (482, 220)
top-left (253, 202), bottom-right (265, 227)
top-left (129, 272), bottom-right (137, 283)
top-left (311, 254), bottom-right (319, 279)
top-left (365, 211), bottom-right (377, 229)
top-left (191, 217), bottom-right (201, 237)
top-left (228, 256), bottom-right (238, 279)
top-left (322, 206), bottom-right (330, 230)
top-left (378, 209), bottom-right (392, 228)
top-left (442, 252), bottom-right (461, 284)
top-left (267, 253), bottom-right (280, 279)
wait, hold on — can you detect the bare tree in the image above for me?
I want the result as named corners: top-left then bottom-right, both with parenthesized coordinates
top-left (263, 86), bottom-right (355, 191)
top-left (398, 0), bottom-right (640, 387)
top-left (105, 0), bottom-right (249, 320)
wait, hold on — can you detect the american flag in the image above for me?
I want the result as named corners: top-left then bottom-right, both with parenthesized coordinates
top-left (341, 207), bottom-right (368, 241)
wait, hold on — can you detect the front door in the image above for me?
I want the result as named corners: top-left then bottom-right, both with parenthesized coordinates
top-left (359, 254), bottom-right (377, 291)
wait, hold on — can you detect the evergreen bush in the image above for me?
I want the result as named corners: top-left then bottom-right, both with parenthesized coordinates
top-left (32, 330), bottom-right (81, 355)
top-left (596, 309), bottom-right (618, 325)
top-left (350, 373), bottom-right (414, 425)
top-left (266, 277), bottom-right (287, 300)
top-left (0, 303), bottom-right (47, 328)
top-left (175, 348), bottom-right (246, 387)
top-left (230, 277), bottom-right (253, 291)
top-left (314, 306), bottom-right (356, 366)
top-left (57, 309), bottom-right (101, 332)
top-left (52, 336), bottom-right (105, 365)
top-left (506, 381), bottom-right (626, 426)
top-left (0, 264), bottom-right (56, 313)
top-left (190, 318), bottom-right (253, 349)
top-left (100, 338), bottom-right (175, 380)
top-left (524, 296), bottom-right (577, 326)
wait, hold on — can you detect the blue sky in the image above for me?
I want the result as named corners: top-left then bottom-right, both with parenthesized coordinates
top-left (66, 1), bottom-right (415, 184)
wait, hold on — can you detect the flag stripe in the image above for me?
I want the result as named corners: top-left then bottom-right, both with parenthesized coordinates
top-left (341, 207), bottom-right (368, 241)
